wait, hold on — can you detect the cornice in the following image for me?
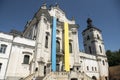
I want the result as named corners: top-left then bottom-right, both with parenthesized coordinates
top-left (0, 37), bottom-right (12, 43)
top-left (12, 42), bottom-right (35, 49)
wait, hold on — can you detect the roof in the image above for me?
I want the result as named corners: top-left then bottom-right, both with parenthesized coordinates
top-left (82, 26), bottom-right (101, 33)
top-left (82, 18), bottom-right (101, 33)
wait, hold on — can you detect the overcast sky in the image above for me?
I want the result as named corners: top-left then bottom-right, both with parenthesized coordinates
top-left (0, 0), bottom-right (120, 51)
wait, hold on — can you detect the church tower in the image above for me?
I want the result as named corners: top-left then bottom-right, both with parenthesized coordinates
top-left (82, 18), bottom-right (106, 55)
top-left (82, 18), bottom-right (109, 80)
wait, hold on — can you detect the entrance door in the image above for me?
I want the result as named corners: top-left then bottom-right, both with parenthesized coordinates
top-left (71, 78), bottom-right (78, 80)
top-left (92, 76), bottom-right (97, 80)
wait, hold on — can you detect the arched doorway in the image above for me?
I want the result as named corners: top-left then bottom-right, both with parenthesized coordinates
top-left (71, 78), bottom-right (78, 80)
top-left (92, 76), bottom-right (97, 80)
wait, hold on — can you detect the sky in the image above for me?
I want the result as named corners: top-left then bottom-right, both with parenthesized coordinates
top-left (0, 0), bottom-right (120, 51)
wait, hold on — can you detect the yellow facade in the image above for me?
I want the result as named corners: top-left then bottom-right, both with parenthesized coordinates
top-left (64, 22), bottom-right (70, 71)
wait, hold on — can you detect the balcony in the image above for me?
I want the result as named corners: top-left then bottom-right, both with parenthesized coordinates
top-left (56, 49), bottom-right (64, 56)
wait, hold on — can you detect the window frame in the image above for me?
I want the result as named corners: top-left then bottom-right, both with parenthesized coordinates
top-left (92, 67), bottom-right (94, 71)
top-left (69, 43), bottom-right (72, 53)
top-left (45, 35), bottom-right (48, 48)
top-left (0, 44), bottom-right (7, 53)
top-left (89, 46), bottom-right (92, 54)
top-left (95, 67), bottom-right (97, 71)
top-left (87, 35), bottom-right (90, 40)
top-left (97, 34), bottom-right (100, 39)
top-left (0, 63), bottom-right (2, 71)
top-left (102, 60), bottom-right (105, 65)
top-left (56, 40), bottom-right (60, 52)
top-left (99, 45), bottom-right (102, 53)
top-left (23, 55), bottom-right (30, 64)
top-left (87, 66), bottom-right (89, 71)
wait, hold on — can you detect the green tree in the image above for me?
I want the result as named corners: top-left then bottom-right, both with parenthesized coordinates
top-left (106, 49), bottom-right (120, 66)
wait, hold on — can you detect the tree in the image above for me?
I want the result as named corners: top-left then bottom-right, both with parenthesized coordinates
top-left (106, 49), bottom-right (120, 66)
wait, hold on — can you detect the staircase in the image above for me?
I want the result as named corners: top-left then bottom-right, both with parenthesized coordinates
top-left (35, 76), bottom-right (44, 80)
top-left (83, 73), bottom-right (93, 80)
top-left (23, 71), bottom-right (92, 80)
top-left (43, 71), bottom-right (92, 80)
top-left (22, 72), bottom-right (39, 80)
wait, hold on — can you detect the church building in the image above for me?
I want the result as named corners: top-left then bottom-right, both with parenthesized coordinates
top-left (0, 3), bottom-right (109, 80)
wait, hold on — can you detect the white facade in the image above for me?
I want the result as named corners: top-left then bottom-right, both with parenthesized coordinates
top-left (0, 4), bottom-right (109, 80)
top-left (6, 37), bottom-right (35, 80)
top-left (0, 32), bottom-right (13, 80)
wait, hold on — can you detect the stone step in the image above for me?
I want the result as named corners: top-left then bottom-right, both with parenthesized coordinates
top-left (35, 76), bottom-right (44, 80)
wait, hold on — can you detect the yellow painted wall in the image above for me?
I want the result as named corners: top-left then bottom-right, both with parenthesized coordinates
top-left (64, 22), bottom-right (70, 71)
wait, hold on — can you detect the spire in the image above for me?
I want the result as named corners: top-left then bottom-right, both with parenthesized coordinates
top-left (55, 2), bottom-right (59, 8)
top-left (41, 3), bottom-right (47, 9)
top-left (87, 18), bottom-right (93, 27)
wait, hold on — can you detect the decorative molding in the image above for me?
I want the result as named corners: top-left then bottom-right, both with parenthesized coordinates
top-left (97, 58), bottom-right (101, 61)
top-left (13, 42), bottom-right (35, 49)
top-left (0, 57), bottom-right (9, 59)
top-left (69, 39), bottom-right (73, 42)
top-left (80, 56), bottom-right (97, 61)
top-left (22, 52), bottom-right (33, 55)
top-left (0, 37), bottom-right (12, 43)
top-left (56, 37), bottom-right (61, 40)
top-left (96, 54), bottom-right (107, 58)
top-left (46, 31), bottom-right (50, 36)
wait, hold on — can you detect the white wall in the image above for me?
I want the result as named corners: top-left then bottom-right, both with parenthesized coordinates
top-left (0, 59), bottom-right (8, 79)
top-left (0, 32), bottom-right (13, 80)
top-left (6, 36), bottom-right (35, 79)
top-left (79, 52), bottom-right (100, 79)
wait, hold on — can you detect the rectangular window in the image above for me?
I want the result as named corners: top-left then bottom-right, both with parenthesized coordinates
top-left (89, 46), bottom-right (92, 54)
top-left (45, 35), bottom-right (48, 48)
top-left (23, 55), bottom-right (30, 64)
top-left (99, 45), bottom-right (102, 53)
top-left (0, 44), bottom-right (7, 53)
top-left (87, 35), bottom-right (90, 40)
top-left (95, 67), bottom-right (97, 71)
top-left (0, 63), bottom-right (2, 71)
top-left (92, 67), bottom-right (94, 71)
top-left (102, 60), bottom-right (105, 65)
top-left (87, 66), bottom-right (89, 70)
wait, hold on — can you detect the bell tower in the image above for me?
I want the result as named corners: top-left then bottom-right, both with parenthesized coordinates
top-left (82, 18), bottom-right (109, 80)
top-left (82, 18), bottom-right (105, 56)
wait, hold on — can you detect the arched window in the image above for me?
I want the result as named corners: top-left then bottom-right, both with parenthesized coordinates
top-left (97, 34), bottom-right (100, 39)
top-left (92, 67), bottom-right (94, 71)
top-left (89, 46), bottom-right (92, 54)
top-left (87, 66), bottom-right (89, 70)
top-left (45, 36), bottom-right (48, 48)
top-left (23, 55), bottom-right (30, 64)
top-left (69, 43), bottom-right (72, 53)
top-left (87, 35), bottom-right (90, 40)
top-left (95, 67), bottom-right (97, 71)
top-left (99, 45), bottom-right (102, 53)
top-left (102, 60), bottom-right (105, 65)
top-left (56, 40), bottom-right (60, 52)
top-left (92, 76), bottom-right (97, 80)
